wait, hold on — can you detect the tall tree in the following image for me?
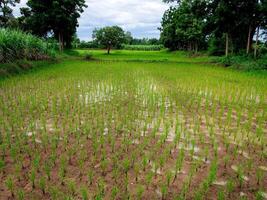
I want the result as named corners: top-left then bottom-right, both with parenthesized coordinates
top-left (160, 0), bottom-right (207, 51)
top-left (206, 0), bottom-right (266, 55)
top-left (161, 0), bottom-right (267, 55)
top-left (0, 0), bottom-right (20, 27)
top-left (21, 0), bottom-right (87, 50)
top-left (93, 26), bottom-right (127, 54)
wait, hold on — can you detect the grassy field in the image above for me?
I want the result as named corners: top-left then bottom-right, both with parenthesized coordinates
top-left (0, 51), bottom-right (266, 200)
top-left (76, 49), bottom-right (214, 63)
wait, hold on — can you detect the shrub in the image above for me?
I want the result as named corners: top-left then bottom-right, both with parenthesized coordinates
top-left (84, 53), bottom-right (93, 60)
top-left (0, 29), bottom-right (56, 63)
top-left (215, 55), bottom-right (267, 70)
top-left (122, 44), bottom-right (164, 51)
top-left (78, 41), bottom-right (99, 49)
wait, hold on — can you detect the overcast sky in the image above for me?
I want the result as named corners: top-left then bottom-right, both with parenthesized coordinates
top-left (13, 0), bottom-right (170, 41)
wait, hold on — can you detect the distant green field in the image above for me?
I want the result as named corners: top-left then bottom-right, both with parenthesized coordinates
top-left (0, 51), bottom-right (266, 200)
top-left (76, 49), bottom-right (214, 63)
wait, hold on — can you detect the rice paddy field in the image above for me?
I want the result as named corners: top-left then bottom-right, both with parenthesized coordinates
top-left (0, 50), bottom-right (266, 200)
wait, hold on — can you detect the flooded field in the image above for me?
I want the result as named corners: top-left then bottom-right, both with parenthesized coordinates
top-left (0, 58), bottom-right (266, 200)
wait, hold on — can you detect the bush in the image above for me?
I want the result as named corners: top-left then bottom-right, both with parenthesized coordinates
top-left (78, 41), bottom-right (99, 49)
top-left (122, 44), bottom-right (164, 51)
top-left (0, 29), bottom-right (56, 63)
top-left (215, 55), bottom-right (267, 71)
top-left (84, 53), bottom-right (93, 60)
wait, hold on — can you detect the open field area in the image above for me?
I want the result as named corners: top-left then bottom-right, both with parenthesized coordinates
top-left (76, 50), bottom-right (213, 63)
top-left (0, 51), bottom-right (266, 200)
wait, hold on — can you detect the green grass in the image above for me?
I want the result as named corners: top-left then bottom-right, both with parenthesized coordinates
top-left (0, 51), bottom-right (266, 199)
top-left (76, 49), bottom-right (214, 63)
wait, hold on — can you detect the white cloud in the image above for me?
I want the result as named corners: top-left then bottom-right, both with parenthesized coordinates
top-left (13, 0), bottom-right (169, 41)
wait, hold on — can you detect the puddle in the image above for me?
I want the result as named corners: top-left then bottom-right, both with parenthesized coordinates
top-left (132, 139), bottom-right (140, 145)
top-left (259, 166), bottom-right (267, 171)
top-left (238, 151), bottom-right (251, 159)
top-left (178, 143), bottom-right (200, 153)
top-left (171, 170), bottom-right (186, 175)
top-left (156, 189), bottom-right (162, 198)
top-left (78, 83), bottom-right (115, 105)
top-left (240, 192), bottom-right (247, 197)
top-left (213, 180), bottom-right (227, 186)
top-left (193, 156), bottom-right (210, 164)
top-left (150, 162), bottom-right (162, 175)
top-left (242, 175), bottom-right (249, 182)
top-left (231, 165), bottom-right (238, 172)
top-left (103, 128), bottom-right (108, 136)
top-left (26, 132), bottom-right (35, 137)
top-left (35, 139), bottom-right (42, 144)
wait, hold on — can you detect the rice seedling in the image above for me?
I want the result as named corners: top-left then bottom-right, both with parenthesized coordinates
top-left (0, 50), bottom-right (266, 199)
top-left (39, 176), bottom-right (46, 195)
top-left (136, 184), bottom-right (145, 200)
top-left (16, 189), bottom-right (25, 200)
top-left (80, 186), bottom-right (89, 200)
top-left (5, 176), bottom-right (15, 197)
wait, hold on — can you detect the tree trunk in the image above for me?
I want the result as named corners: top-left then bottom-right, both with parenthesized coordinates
top-left (58, 32), bottom-right (64, 52)
top-left (225, 33), bottom-right (229, 57)
top-left (246, 25), bottom-right (252, 54)
top-left (195, 42), bottom-right (198, 53)
top-left (254, 26), bottom-right (260, 58)
top-left (107, 45), bottom-right (111, 54)
top-left (58, 33), bottom-right (62, 52)
top-left (61, 34), bottom-right (64, 51)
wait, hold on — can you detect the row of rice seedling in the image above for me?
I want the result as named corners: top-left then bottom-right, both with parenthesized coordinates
top-left (0, 60), bottom-right (266, 199)
top-left (0, 29), bottom-right (56, 63)
top-left (122, 44), bottom-right (164, 51)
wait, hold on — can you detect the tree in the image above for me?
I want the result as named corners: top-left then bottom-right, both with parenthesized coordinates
top-left (160, 0), bottom-right (207, 51)
top-left (20, 0), bottom-right (87, 50)
top-left (93, 26), bottom-right (127, 54)
top-left (0, 0), bottom-right (20, 27)
top-left (161, 0), bottom-right (267, 55)
top-left (125, 31), bottom-right (133, 45)
top-left (206, 0), bottom-right (267, 56)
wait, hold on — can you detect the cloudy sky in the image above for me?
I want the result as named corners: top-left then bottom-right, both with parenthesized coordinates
top-left (13, 0), bottom-right (170, 41)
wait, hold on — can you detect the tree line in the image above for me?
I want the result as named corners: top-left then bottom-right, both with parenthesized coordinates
top-left (1, 0), bottom-right (267, 57)
top-left (160, 0), bottom-right (267, 56)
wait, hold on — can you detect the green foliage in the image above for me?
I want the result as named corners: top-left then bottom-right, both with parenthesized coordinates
top-left (93, 26), bottom-right (127, 53)
top-left (161, 0), bottom-right (267, 55)
top-left (0, 0), bottom-right (20, 27)
top-left (0, 29), bottom-right (55, 63)
top-left (161, 0), bottom-right (207, 51)
top-left (21, 0), bottom-right (87, 48)
top-left (122, 44), bottom-right (164, 51)
top-left (131, 38), bottom-right (161, 45)
top-left (84, 53), bottom-right (93, 61)
top-left (215, 55), bottom-right (267, 70)
top-left (78, 41), bottom-right (99, 49)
